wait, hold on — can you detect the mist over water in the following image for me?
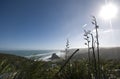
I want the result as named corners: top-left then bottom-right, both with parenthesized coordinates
top-left (0, 50), bottom-right (65, 61)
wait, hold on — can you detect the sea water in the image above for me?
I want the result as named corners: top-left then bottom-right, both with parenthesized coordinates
top-left (0, 50), bottom-right (65, 61)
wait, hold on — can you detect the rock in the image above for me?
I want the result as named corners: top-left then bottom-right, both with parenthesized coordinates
top-left (50, 53), bottom-right (60, 60)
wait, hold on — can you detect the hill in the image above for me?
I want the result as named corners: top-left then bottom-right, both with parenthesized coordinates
top-left (0, 53), bottom-right (57, 79)
top-left (67, 47), bottom-right (120, 60)
top-left (0, 47), bottom-right (120, 79)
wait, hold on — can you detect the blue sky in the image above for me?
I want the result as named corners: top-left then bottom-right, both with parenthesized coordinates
top-left (0, 0), bottom-right (120, 50)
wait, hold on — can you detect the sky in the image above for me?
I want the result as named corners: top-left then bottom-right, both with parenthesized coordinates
top-left (0, 0), bottom-right (120, 50)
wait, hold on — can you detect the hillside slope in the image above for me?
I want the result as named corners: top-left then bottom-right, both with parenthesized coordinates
top-left (0, 53), bottom-right (58, 79)
top-left (67, 47), bottom-right (120, 60)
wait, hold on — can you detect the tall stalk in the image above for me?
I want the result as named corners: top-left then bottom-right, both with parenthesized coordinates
top-left (65, 38), bottom-right (69, 60)
top-left (92, 16), bottom-right (100, 79)
top-left (84, 30), bottom-right (91, 78)
top-left (91, 33), bottom-right (97, 79)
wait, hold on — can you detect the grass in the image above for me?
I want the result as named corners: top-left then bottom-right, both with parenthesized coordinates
top-left (0, 53), bottom-right (120, 79)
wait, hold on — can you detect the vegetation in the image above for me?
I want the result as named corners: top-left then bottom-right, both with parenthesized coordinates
top-left (0, 53), bottom-right (120, 79)
top-left (0, 17), bottom-right (120, 79)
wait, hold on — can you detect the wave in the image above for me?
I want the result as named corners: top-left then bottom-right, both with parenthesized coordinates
top-left (25, 51), bottom-right (65, 61)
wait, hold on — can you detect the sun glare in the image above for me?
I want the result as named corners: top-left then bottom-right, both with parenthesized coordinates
top-left (99, 3), bottom-right (118, 20)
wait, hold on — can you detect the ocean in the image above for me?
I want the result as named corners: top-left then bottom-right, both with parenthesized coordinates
top-left (0, 50), bottom-right (65, 61)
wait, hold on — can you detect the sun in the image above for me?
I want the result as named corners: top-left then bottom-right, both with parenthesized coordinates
top-left (99, 3), bottom-right (118, 20)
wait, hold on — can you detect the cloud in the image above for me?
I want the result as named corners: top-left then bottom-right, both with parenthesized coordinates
top-left (82, 24), bottom-right (87, 28)
top-left (92, 28), bottom-right (117, 34)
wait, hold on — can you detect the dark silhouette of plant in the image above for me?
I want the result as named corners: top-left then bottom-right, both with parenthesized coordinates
top-left (65, 38), bottom-right (70, 60)
top-left (92, 16), bottom-right (101, 79)
top-left (54, 49), bottom-right (79, 79)
top-left (83, 29), bottom-right (97, 79)
top-left (90, 33), bottom-right (97, 79)
top-left (84, 29), bottom-right (91, 78)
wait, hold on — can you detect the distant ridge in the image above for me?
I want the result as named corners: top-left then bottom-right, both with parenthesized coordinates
top-left (0, 53), bottom-right (31, 68)
top-left (67, 47), bottom-right (120, 60)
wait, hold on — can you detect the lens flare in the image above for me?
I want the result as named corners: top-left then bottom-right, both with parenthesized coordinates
top-left (99, 3), bottom-right (118, 20)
